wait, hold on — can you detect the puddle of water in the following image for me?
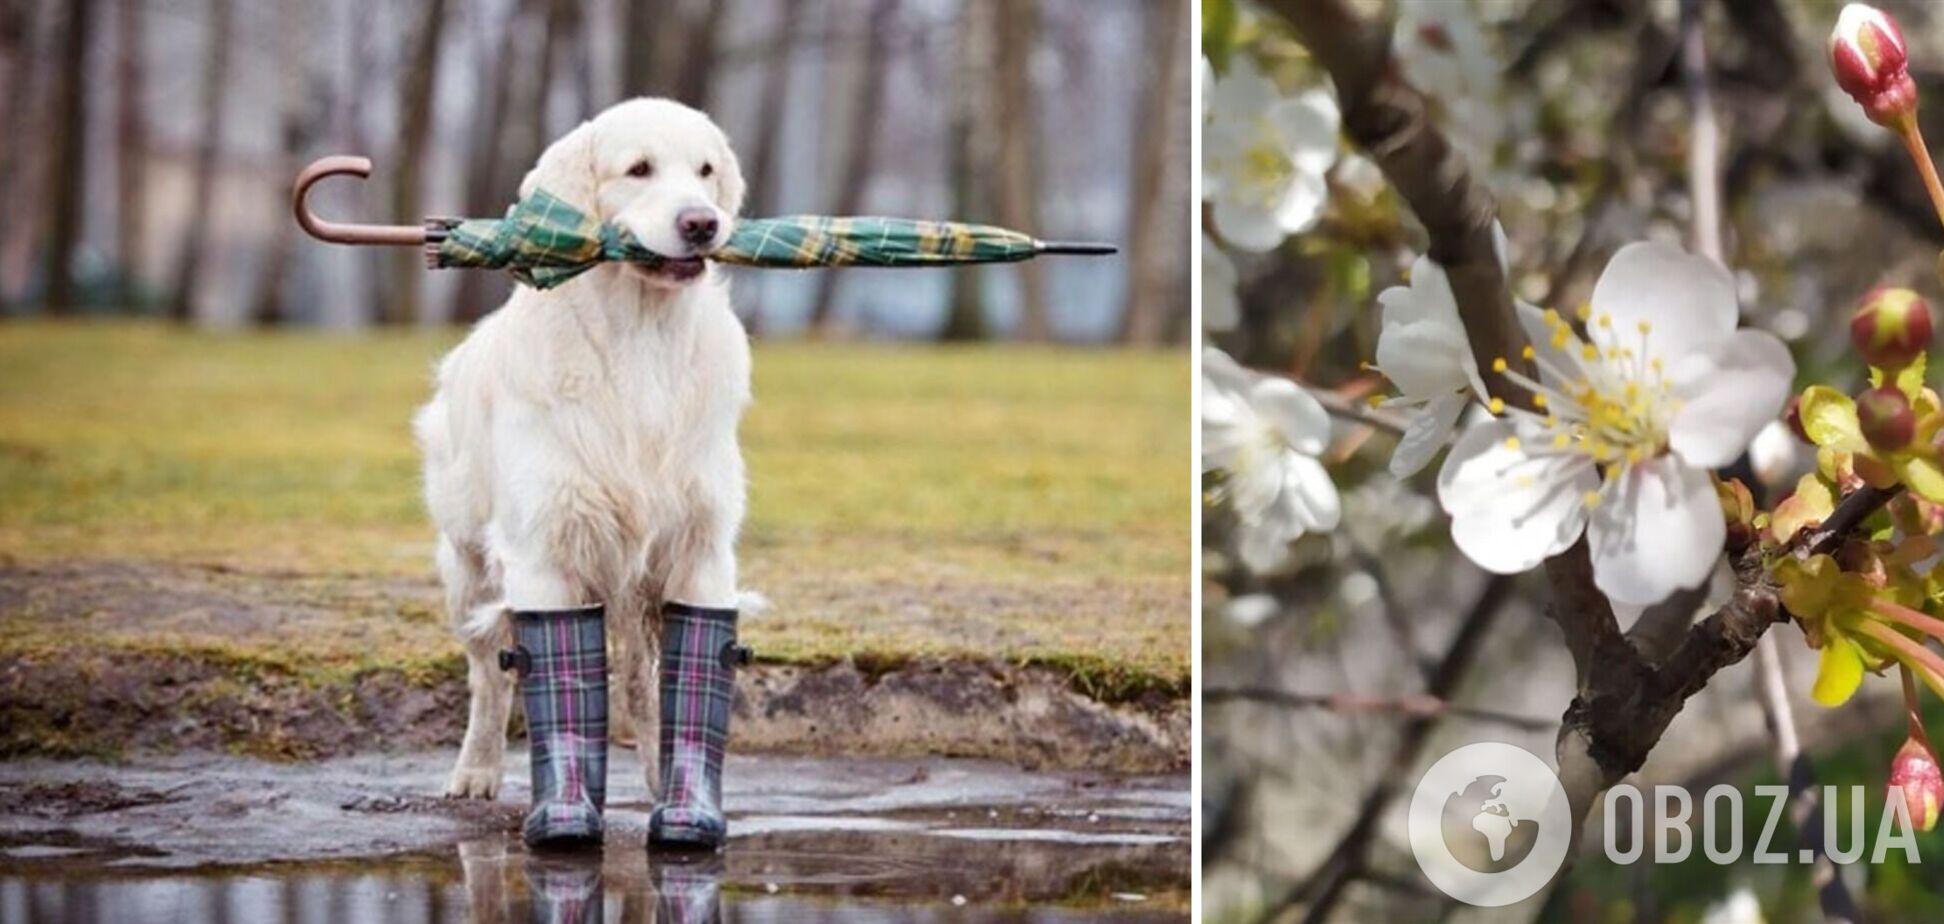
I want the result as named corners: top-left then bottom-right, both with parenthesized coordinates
top-left (0, 832), bottom-right (1184, 922)
top-left (0, 752), bottom-right (1187, 921)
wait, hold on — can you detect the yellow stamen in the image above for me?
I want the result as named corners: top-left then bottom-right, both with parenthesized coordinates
top-left (1492, 357), bottom-right (1509, 373)
top-left (1488, 398), bottom-right (1506, 414)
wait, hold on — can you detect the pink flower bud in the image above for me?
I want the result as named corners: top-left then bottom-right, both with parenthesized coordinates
top-left (1891, 736), bottom-right (1944, 832)
top-left (1831, 3), bottom-right (1918, 127)
top-left (1852, 285), bottom-right (1933, 371)
top-left (1860, 385), bottom-right (1917, 451)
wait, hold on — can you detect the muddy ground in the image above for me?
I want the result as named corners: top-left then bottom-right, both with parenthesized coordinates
top-left (0, 751), bottom-right (1189, 920)
top-left (0, 561), bottom-right (1188, 772)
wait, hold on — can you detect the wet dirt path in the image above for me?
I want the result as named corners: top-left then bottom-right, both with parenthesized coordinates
top-left (0, 751), bottom-right (1188, 921)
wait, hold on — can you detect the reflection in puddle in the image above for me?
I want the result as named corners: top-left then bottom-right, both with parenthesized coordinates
top-left (0, 830), bottom-right (1184, 923)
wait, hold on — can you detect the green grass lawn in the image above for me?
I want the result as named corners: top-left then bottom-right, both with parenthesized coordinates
top-left (0, 321), bottom-right (1189, 689)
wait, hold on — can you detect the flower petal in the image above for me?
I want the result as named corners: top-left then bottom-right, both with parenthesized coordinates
top-left (1211, 192), bottom-right (1286, 253)
top-left (1249, 377), bottom-right (1330, 456)
top-left (1588, 241), bottom-right (1738, 362)
top-left (1376, 319), bottom-right (1474, 398)
top-left (1667, 329), bottom-right (1796, 468)
top-left (1437, 420), bottom-right (1595, 574)
top-left (1587, 457), bottom-right (1725, 605)
top-left (1276, 90), bottom-right (1340, 175)
top-left (1812, 636), bottom-right (1866, 707)
top-left (1271, 170), bottom-right (1328, 237)
top-left (1390, 391), bottom-right (1468, 478)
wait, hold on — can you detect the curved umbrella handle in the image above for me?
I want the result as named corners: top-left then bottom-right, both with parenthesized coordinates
top-left (292, 155), bottom-right (429, 246)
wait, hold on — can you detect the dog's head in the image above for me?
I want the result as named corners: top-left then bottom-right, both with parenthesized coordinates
top-left (520, 98), bottom-right (747, 289)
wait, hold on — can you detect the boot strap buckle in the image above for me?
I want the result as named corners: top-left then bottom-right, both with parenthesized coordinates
top-left (498, 647), bottom-right (531, 674)
top-left (719, 642), bottom-right (753, 670)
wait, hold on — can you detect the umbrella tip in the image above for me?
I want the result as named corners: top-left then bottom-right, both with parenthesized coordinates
top-left (1036, 240), bottom-right (1118, 256)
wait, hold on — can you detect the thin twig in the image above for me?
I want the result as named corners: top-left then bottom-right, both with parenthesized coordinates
top-left (1250, 574), bottom-right (1516, 924)
top-left (1204, 686), bottom-right (1553, 731)
top-left (1755, 637), bottom-right (1862, 924)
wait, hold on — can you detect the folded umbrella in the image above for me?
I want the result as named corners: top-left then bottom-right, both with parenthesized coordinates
top-left (294, 156), bottom-right (1114, 289)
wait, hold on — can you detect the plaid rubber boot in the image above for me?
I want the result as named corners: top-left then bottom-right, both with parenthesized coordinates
top-left (501, 605), bottom-right (609, 848)
top-left (648, 602), bottom-right (750, 849)
top-left (651, 853), bottom-right (725, 922)
top-left (523, 853), bottom-right (604, 923)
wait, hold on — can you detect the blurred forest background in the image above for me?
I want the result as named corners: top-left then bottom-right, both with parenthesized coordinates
top-left (1204, 0), bottom-right (1944, 922)
top-left (0, 0), bottom-right (1191, 342)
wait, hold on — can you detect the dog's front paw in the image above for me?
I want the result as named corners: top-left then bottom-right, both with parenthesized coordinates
top-left (445, 765), bottom-right (503, 799)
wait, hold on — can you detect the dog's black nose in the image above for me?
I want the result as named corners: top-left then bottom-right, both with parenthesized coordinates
top-left (677, 209), bottom-right (719, 247)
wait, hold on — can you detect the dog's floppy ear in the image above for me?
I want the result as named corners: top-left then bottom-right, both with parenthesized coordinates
top-left (709, 124), bottom-right (747, 218)
top-left (519, 120), bottom-right (601, 215)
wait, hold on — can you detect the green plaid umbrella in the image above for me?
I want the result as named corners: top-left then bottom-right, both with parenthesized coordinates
top-left (424, 189), bottom-right (1114, 290)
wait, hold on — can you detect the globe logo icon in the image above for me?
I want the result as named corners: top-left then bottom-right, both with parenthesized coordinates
top-left (1409, 742), bottom-right (1572, 907)
top-left (1441, 774), bottom-right (1541, 873)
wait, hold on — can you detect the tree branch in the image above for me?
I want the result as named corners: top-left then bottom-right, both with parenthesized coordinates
top-left (1204, 686), bottom-right (1553, 732)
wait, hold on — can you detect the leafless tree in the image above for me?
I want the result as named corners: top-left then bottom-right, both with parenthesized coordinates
top-left (938, 0), bottom-right (995, 342)
top-left (383, 0), bottom-right (451, 325)
top-left (42, 0), bottom-right (97, 313)
top-left (452, 0), bottom-right (537, 325)
top-left (992, 0), bottom-right (1049, 341)
top-left (0, 0), bottom-right (43, 309)
top-left (114, 0), bottom-right (147, 308)
top-left (168, 0), bottom-right (235, 323)
top-left (249, 0), bottom-right (323, 326)
top-left (1117, 0), bottom-right (1189, 345)
top-left (806, 0), bottom-right (896, 337)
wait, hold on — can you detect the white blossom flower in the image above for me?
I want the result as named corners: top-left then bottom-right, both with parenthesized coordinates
top-left (1395, 0), bottom-right (1505, 169)
top-left (1203, 348), bottom-right (1340, 569)
top-left (1701, 886), bottom-right (1765, 924)
top-left (1437, 242), bottom-right (1795, 605)
top-left (1369, 255), bottom-right (1492, 478)
top-left (1204, 235), bottom-right (1240, 331)
top-left (1202, 57), bottom-right (1339, 252)
top-left (1748, 418), bottom-right (1806, 490)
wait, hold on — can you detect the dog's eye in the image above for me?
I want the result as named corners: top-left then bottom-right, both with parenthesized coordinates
top-left (700, 162), bottom-right (714, 178)
top-left (626, 160), bottom-right (653, 178)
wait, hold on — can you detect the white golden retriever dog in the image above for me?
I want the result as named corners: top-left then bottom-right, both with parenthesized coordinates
top-left (415, 98), bottom-right (750, 799)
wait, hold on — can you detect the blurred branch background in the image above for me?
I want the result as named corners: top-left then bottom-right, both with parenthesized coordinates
top-left (0, 0), bottom-right (1191, 343)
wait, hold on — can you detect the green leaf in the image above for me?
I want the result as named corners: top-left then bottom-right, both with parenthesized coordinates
top-left (1812, 636), bottom-right (1867, 707)
top-left (1201, 0), bottom-right (1236, 71)
top-left (1799, 385), bottom-right (1865, 451)
top-left (1776, 553), bottom-right (1841, 618)
top-left (1769, 474), bottom-right (1836, 544)
top-left (1898, 454), bottom-right (1944, 503)
top-left (1869, 351), bottom-right (1928, 401)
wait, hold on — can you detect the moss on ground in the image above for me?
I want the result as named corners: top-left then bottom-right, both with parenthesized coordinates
top-left (0, 322), bottom-right (1189, 734)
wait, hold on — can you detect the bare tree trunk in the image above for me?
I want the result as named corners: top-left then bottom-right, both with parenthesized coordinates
top-left (0, 0), bottom-right (41, 310)
top-left (1116, 0), bottom-right (1188, 345)
top-left (806, 0), bottom-right (896, 337)
top-left (114, 0), bottom-right (147, 309)
top-left (452, 0), bottom-right (532, 325)
top-left (383, 0), bottom-right (449, 325)
top-left (249, 0), bottom-right (319, 326)
top-left (671, 0), bottom-right (726, 108)
top-left (743, 1), bottom-right (805, 336)
top-left (992, 0), bottom-right (1049, 341)
top-left (745, 3), bottom-right (800, 216)
top-left (620, 0), bottom-right (670, 97)
top-left (42, 0), bottom-right (96, 315)
top-left (169, 0), bottom-right (234, 324)
top-left (938, 0), bottom-right (994, 342)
